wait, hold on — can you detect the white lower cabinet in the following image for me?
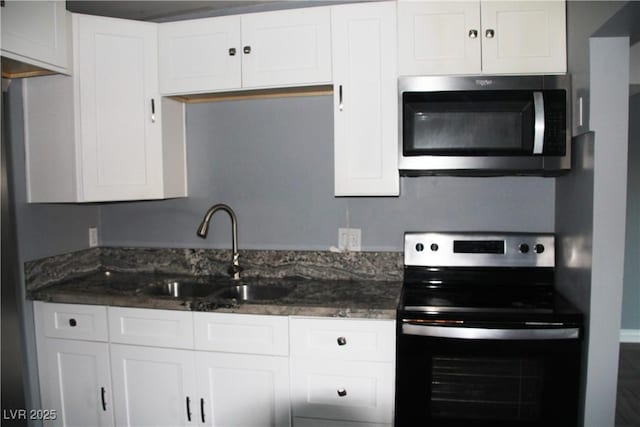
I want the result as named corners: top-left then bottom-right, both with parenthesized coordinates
top-left (289, 317), bottom-right (395, 426)
top-left (110, 344), bottom-right (197, 427)
top-left (35, 303), bottom-right (394, 427)
top-left (34, 302), bottom-right (114, 427)
top-left (196, 351), bottom-right (290, 427)
top-left (39, 339), bottom-right (114, 427)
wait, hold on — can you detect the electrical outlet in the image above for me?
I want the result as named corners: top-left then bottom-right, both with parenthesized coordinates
top-left (89, 227), bottom-right (98, 248)
top-left (338, 228), bottom-right (361, 252)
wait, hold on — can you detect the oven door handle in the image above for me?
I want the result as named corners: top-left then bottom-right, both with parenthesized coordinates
top-left (402, 323), bottom-right (579, 340)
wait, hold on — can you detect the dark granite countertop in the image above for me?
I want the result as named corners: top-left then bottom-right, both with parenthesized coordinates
top-left (27, 269), bottom-right (402, 320)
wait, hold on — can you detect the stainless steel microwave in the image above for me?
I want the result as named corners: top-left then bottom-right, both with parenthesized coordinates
top-left (398, 75), bottom-right (571, 176)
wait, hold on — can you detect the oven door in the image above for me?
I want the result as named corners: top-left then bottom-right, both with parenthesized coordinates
top-left (395, 320), bottom-right (582, 427)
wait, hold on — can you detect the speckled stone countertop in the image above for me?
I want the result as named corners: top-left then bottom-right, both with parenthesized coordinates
top-left (26, 248), bottom-right (403, 319)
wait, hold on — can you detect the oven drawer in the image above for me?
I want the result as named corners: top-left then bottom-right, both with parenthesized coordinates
top-left (290, 317), bottom-right (395, 362)
top-left (293, 417), bottom-right (390, 427)
top-left (290, 358), bottom-right (394, 424)
top-left (35, 301), bottom-right (108, 342)
top-left (108, 307), bottom-right (194, 349)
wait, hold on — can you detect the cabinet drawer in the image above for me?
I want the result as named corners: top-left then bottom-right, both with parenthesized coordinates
top-left (108, 307), bottom-right (194, 349)
top-left (194, 312), bottom-right (288, 356)
top-left (291, 359), bottom-right (394, 424)
top-left (290, 317), bottom-right (395, 362)
top-left (35, 302), bottom-right (108, 342)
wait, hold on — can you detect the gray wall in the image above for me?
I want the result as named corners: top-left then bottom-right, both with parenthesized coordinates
top-left (585, 36), bottom-right (630, 427)
top-left (99, 96), bottom-right (556, 251)
top-left (567, 1), bottom-right (626, 134)
top-left (622, 93), bottom-right (640, 330)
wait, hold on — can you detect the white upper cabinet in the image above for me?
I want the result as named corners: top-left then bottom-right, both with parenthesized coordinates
top-left (332, 1), bottom-right (399, 196)
top-left (159, 16), bottom-right (241, 94)
top-left (241, 7), bottom-right (332, 89)
top-left (480, 1), bottom-right (567, 74)
top-left (398, 0), bottom-right (566, 75)
top-left (158, 7), bottom-right (331, 95)
top-left (398, 1), bottom-right (481, 76)
top-left (24, 14), bottom-right (187, 203)
top-left (0, 0), bottom-right (71, 74)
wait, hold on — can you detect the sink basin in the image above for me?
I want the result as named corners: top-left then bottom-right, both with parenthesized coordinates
top-left (213, 283), bottom-right (295, 302)
top-left (139, 281), bottom-right (218, 298)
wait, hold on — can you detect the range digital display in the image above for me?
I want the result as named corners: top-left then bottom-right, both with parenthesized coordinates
top-left (453, 240), bottom-right (505, 254)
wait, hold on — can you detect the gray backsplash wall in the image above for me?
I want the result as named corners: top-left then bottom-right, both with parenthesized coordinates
top-left (99, 95), bottom-right (556, 251)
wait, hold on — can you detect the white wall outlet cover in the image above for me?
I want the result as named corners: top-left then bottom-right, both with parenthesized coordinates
top-left (338, 227), bottom-right (361, 252)
top-left (89, 227), bottom-right (98, 247)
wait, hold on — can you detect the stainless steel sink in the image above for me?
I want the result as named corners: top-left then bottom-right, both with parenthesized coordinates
top-left (139, 281), bottom-right (219, 298)
top-left (213, 283), bottom-right (295, 302)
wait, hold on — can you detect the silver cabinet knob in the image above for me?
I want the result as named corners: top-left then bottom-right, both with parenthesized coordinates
top-left (337, 388), bottom-right (347, 397)
top-left (337, 336), bottom-right (347, 346)
top-left (468, 29), bottom-right (478, 39)
top-left (485, 29), bottom-right (495, 39)
top-left (228, 48), bottom-right (236, 56)
top-left (243, 46), bottom-right (251, 54)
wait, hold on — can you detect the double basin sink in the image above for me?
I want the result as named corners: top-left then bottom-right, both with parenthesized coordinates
top-left (138, 279), bottom-right (295, 302)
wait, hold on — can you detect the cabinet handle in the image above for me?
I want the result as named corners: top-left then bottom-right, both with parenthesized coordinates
top-left (337, 336), bottom-right (347, 346)
top-left (151, 99), bottom-right (156, 123)
top-left (243, 46), bottom-right (251, 54)
top-left (337, 388), bottom-right (347, 397)
top-left (338, 85), bottom-right (343, 111)
top-left (69, 318), bottom-right (77, 327)
top-left (200, 398), bottom-right (205, 423)
top-left (186, 397), bottom-right (192, 422)
top-left (485, 29), bottom-right (495, 39)
top-left (229, 47), bottom-right (236, 56)
top-left (468, 29), bottom-right (478, 39)
top-left (101, 387), bottom-right (107, 411)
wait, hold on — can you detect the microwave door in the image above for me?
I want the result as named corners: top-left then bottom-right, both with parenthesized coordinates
top-left (402, 91), bottom-right (536, 157)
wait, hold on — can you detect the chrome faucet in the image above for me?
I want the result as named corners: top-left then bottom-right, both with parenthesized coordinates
top-left (196, 203), bottom-right (242, 280)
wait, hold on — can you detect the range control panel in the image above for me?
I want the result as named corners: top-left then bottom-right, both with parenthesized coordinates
top-left (405, 232), bottom-right (555, 268)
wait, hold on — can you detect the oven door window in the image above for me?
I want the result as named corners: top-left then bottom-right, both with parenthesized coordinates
top-left (403, 91), bottom-right (535, 156)
top-left (431, 356), bottom-right (543, 421)
top-left (395, 334), bottom-right (581, 426)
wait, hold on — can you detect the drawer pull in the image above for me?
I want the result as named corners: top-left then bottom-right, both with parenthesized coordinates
top-left (186, 396), bottom-right (192, 422)
top-left (337, 388), bottom-right (347, 397)
top-left (337, 336), bottom-right (347, 346)
top-left (69, 318), bottom-right (77, 327)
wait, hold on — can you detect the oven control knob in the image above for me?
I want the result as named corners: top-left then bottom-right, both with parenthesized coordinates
top-left (519, 243), bottom-right (530, 254)
top-left (534, 244), bottom-right (545, 254)
top-left (430, 243), bottom-right (439, 252)
top-left (415, 243), bottom-right (424, 252)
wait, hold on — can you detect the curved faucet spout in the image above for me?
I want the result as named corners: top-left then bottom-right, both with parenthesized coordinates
top-left (197, 203), bottom-right (242, 279)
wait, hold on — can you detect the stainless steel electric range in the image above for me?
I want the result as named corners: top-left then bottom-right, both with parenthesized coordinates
top-left (395, 232), bottom-right (583, 427)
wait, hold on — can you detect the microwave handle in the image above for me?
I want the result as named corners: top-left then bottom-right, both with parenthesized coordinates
top-left (533, 91), bottom-right (545, 154)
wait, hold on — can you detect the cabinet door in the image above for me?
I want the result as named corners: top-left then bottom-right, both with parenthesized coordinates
top-left (75, 14), bottom-right (164, 201)
top-left (0, 0), bottom-right (71, 73)
top-left (397, 1), bottom-right (481, 75)
top-left (39, 339), bottom-right (114, 427)
top-left (241, 7), bottom-right (332, 88)
top-left (480, 1), bottom-right (566, 74)
top-left (332, 2), bottom-right (399, 196)
top-left (158, 16), bottom-right (241, 95)
top-left (196, 352), bottom-right (290, 427)
top-left (110, 344), bottom-right (197, 427)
